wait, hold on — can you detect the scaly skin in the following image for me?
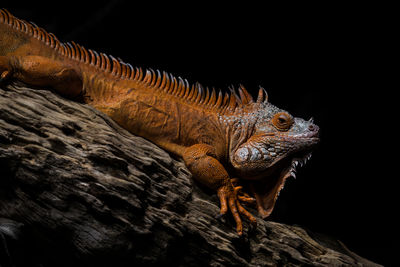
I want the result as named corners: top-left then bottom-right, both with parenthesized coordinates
top-left (0, 9), bottom-right (319, 235)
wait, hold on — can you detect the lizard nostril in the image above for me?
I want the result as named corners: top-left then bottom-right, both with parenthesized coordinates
top-left (308, 124), bottom-right (316, 131)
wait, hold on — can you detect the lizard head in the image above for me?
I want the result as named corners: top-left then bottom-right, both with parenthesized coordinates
top-left (227, 93), bottom-right (319, 217)
top-left (231, 102), bottom-right (319, 177)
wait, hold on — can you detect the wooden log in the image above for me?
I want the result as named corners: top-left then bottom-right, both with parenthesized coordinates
top-left (0, 84), bottom-right (381, 267)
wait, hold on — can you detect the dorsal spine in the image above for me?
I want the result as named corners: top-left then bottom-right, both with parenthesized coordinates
top-left (0, 9), bottom-right (270, 114)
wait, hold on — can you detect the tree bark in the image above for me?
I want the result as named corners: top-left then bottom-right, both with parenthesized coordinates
top-left (0, 84), bottom-right (380, 267)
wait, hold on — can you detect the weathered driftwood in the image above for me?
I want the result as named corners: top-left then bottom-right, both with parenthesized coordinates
top-left (0, 84), bottom-right (380, 266)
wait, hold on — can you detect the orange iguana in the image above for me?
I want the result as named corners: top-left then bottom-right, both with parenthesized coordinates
top-left (0, 9), bottom-right (319, 235)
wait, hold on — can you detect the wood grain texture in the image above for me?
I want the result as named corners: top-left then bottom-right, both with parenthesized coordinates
top-left (0, 84), bottom-right (380, 267)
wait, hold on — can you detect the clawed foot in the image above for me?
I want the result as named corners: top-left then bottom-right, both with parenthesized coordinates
top-left (217, 180), bottom-right (257, 235)
top-left (231, 178), bottom-right (256, 205)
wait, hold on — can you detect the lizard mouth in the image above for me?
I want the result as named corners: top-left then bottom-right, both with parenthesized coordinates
top-left (233, 121), bottom-right (319, 218)
top-left (244, 141), bottom-right (318, 219)
top-left (275, 150), bottom-right (314, 197)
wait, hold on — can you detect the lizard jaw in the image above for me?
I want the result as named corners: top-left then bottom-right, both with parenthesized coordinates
top-left (273, 151), bottom-right (314, 201)
top-left (248, 150), bottom-right (315, 219)
top-left (288, 152), bottom-right (313, 179)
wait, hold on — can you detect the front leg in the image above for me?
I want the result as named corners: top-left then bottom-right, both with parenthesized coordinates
top-left (183, 144), bottom-right (256, 235)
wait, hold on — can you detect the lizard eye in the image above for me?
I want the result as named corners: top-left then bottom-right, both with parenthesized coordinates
top-left (272, 112), bottom-right (293, 131)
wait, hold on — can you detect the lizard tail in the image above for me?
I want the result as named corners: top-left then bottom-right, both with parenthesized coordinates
top-left (0, 9), bottom-right (138, 81)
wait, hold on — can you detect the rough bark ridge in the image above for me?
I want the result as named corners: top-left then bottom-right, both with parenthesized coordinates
top-left (0, 84), bottom-right (380, 267)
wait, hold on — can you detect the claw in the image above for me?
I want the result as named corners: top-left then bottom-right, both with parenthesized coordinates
top-left (0, 70), bottom-right (11, 83)
top-left (0, 56), bottom-right (12, 83)
top-left (236, 201), bottom-right (257, 225)
top-left (237, 195), bottom-right (256, 204)
top-left (217, 184), bottom-right (257, 236)
top-left (237, 227), bottom-right (243, 236)
top-left (235, 185), bottom-right (256, 205)
top-left (234, 186), bottom-right (243, 194)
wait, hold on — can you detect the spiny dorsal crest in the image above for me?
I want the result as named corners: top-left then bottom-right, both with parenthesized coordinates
top-left (0, 9), bottom-right (269, 114)
top-left (139, 72), bottom-right (269, 114)
top-left (0, 9), bottom-right (138, 80)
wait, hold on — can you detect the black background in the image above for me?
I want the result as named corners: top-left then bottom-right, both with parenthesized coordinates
top-left (5, 4), bottom-right (397, 266)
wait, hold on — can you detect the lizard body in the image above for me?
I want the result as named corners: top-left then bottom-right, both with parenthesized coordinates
top-left (0, 9), bottom-right (319, 235)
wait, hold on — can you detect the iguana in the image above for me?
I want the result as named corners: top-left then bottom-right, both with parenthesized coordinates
top-left (0, 9), bottom-right (319, 235)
